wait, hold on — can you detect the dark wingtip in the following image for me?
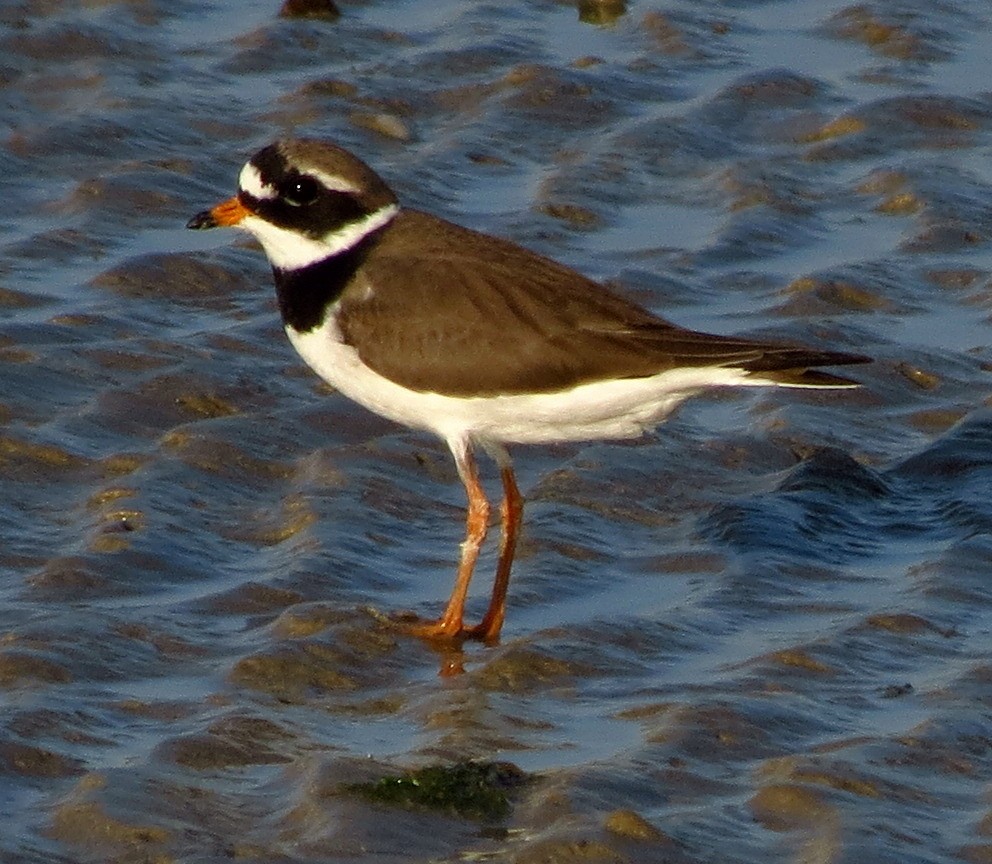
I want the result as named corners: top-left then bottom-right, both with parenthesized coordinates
top-left (745, 348), bottom-right (872, 388)
top-left (186, 210), bottom-right (218, 230)
top-left (784, 369), bottom-right (863, 387)
top-left (825, 352), bottom-right (872, 367)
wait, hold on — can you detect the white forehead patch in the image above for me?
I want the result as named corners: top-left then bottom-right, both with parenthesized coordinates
top-left (239, 160), bottom-right (362, 200)
top-left (239, 162), bottom-right (276, 200)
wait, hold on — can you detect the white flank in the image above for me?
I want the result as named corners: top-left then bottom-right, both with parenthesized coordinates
top-left (239, 203), bottom-right (400, 271)
top-left (287, 313), bottom-right (778, 452)
top-left (238, 163), bottom-right (276, 200)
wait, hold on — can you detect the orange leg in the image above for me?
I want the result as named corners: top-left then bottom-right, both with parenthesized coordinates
top-left (403, 440), bottom-right (490, 640)
top-left (468, 447), bottom-right (523, 643)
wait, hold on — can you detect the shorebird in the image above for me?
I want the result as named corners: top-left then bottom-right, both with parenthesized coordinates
top-left (188, 138), bottom-right (868, 642)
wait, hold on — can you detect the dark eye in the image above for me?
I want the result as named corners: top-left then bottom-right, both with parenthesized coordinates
top-left (282, 176), bottom-right (320, 207)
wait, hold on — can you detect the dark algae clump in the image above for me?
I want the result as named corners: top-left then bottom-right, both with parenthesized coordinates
top-left (344, 761), bottom-right (529, 821)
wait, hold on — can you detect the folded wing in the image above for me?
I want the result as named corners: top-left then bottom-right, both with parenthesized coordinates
top-left (335, 211), bottom-right (868, 397)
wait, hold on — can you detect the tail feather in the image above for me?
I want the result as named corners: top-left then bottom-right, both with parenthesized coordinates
top-left (753, 368), bottom-right (863, 388)
top-left (740, 347), bottom-right (870, 389)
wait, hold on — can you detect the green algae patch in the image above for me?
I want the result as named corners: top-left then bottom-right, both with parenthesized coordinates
top-left (344, 761), bottom-right (528, 821)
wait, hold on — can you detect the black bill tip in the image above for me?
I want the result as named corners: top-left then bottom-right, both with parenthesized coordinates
top-left (186, 210), bottom-right (218, 230)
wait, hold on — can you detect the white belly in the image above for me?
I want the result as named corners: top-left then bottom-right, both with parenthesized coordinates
top-left (286, 318), bottom-right (764, 449)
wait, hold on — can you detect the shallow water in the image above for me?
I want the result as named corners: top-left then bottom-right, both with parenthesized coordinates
top-left (4, 1), bottom-right (992, 862)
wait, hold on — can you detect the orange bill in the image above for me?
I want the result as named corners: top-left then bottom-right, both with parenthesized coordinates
top-left (209, 196), bottom-right (251, 226)
top-left (186, 196), bottom-right (253, 231)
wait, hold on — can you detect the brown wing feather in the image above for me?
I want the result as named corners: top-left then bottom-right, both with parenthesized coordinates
top-left (335, 210), bottom-right (868, 397)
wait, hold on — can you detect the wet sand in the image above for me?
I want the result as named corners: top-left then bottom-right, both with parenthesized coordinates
top-left (4, 1), bottom-right (992, 862)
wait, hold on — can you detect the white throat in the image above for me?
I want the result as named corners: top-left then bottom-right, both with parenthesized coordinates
top-left (240, 202), bottom-right (399, 271)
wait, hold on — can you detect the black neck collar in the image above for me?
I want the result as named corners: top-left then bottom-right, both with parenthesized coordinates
top-left (272, 229), bottom-right (382, 334)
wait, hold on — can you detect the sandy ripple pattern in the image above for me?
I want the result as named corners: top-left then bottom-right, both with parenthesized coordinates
top-left (4, 1), bottom-right (992, 862)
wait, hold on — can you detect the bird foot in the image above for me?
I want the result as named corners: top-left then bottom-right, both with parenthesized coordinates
top-left (380, 610), bottom-right (499, 644)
